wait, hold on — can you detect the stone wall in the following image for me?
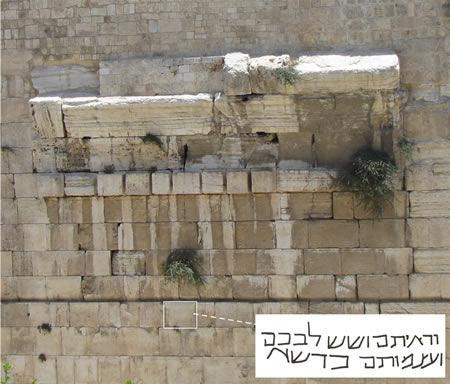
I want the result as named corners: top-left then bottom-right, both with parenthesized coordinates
top-left (1, 0), bottom-right (450, 383)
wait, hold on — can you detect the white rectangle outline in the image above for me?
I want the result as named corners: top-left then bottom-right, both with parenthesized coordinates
top-left (162, 300), bottom-right (198, 329)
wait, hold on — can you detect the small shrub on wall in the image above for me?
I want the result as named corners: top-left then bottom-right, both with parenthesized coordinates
top-left (164, 249), bottom-right (203, 286)
top-left (334, 147), bottom-right (397, 217)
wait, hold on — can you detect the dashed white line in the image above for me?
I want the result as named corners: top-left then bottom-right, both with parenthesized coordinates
top-left (193, 312), bottom-right (254, 326)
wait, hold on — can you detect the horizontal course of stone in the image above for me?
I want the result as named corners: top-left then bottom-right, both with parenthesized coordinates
top-left (227, 52), bottom-right (400, 96)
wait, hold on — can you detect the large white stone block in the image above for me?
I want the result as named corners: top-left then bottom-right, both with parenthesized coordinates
top-left (249, 53), bottom-right (400, 94)
top-left (172, 171), bottom-right (201, 194)
top-left (152, 171), bottom-right (171, 195)
top-left (37, 174), bottom-right (65, 197)
top-left (125, 172), bottom-right (151, 195)
top-left (223, 52), bottom-right (251, 96)
top-left (61, 94), bottom-right (214, 138)
top-left (31, 65), bottom-right (99, 96)
top-left (29, 97), bottom-right (65, 138)
top-left (64, 173), bottom-right (97, 196)
top-left (97, 173), bottom-right (124, 196)
top-left (276, 169), bottom-right (336, 192)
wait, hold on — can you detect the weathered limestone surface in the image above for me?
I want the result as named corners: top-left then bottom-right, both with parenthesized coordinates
top-left (223, 53), bottom-right (251, 96)
top-left (100, 56), bottom-right (224, 96)
top-left (64, 173), bottom-right (97, 196)
top-left (249, 53), bottom-right (400, 94)
top-left (31, 65), bottom-right (99, 96)
top-left (29, 97), bottom-right (65, 138)
top-left (62, 95), bottom-right (214, 138)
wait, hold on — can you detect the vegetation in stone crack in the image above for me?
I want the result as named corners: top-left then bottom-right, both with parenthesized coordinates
top-left (398, 137), bottom-right (413, 161)
top-left (334, 147), bottom-right (397, 217)
top-left (1, 145), bottom-right (14, 153)
top-left (103, 164), bottom-right (115, 173)
top-left (164, 248), bottom-right (204, 286)
top-left (125, 381), bottom-right (136, 384)
top-left (274, 65), bottom-right (299, 85)
top-left (38, 353), bottom-right (46, 363)
top-left (37, 323), bottom-right (52, 334)
top-left (142, 133), bottom-right (163, 150)
top-left (1, 363), bottom-right (12, 384)
top-left (1, 363), bottom-right (39, 384)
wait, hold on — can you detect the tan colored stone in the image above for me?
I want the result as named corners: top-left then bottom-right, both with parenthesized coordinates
top-left (235, 221), bottom-right (274, 249)
top-left (82, 276), bottom-right (125, 301)
top-left (112, 251), bottom-right (146, 276)
top-left (285, 193), bottom-right (332, 219)
top-left (309, 220), bottom-right (359, 248)
top-left (50, 224), bottom-right (79, 250)
top-left (384, 248), bottom-right (413, 275)
top-left (256, 249), bottom-right (304, 275)
top-left (1, 174), bottom-right (15, 198)
top-left (64, 173), bottom-right (97, 196)
top-left (97, 173), bottom-right (124, 196)
top-left (201, 171), bottom-right (225, 194)
top-left (336, 275), bottom-right (357, 300)
top-left (164, 301), bottom-right (197, 328)
top-left (125, 172), bottom-right (151, 195)
top-left (333, 192), bottom-right (354, 219)
top-left (296, 275), bottom-right (336, 300)
top-left (407, 164), bottom-right (450, 191)
top-left (46, 277), bottom-right (82, 300)
top-left (407, 218), bottom-right (450, 248)
top-left (249, 53), bottom-right (399, 94)
top-left (341, 248), bottom-right (384, 275)
top-left (409, 273), bottom-right (440, 300)
top-left (277, 169), bottom-right (336, 192)
top-left (251, 170), bottom-right (276, 193)
top-left (414, 249), bottom-right (450, 273)
top-left (172, 171), bottom-right (201, 194)
top-left (224, 52), bottom-right (251, 96)
top-left (198, 276), bottom-right (233, 300)
top-left (226, 170), bottom-right (250, 194)
top-left (354, 191), bottom-right (408, 219)
top-left (268, 275), bottom-right (297, 300)
top-left (357, 275), bottom-right (409, 300)
top-left (152, 171), bottom-right (171, 195)
top-left (61, 94), bottom-right (213, 137)
top-left (304, 249), bottom-right (341, 274)
top-left (410, 191), bottom-right (450, 217)
top-left (29, 96), bottom-right (65, 138)
top-left (23, 224), bottom-right (50, 251)
top-left (1, 251), bottom-right (13, 276)
top-left (309, 302), bottom-right (364, 314)
top-left (37, 173), bottom-right (64, 197)
top-left (1, 198), bottom-right (18, 224)
top-left (232, 276), bottom-right (268, 299)
top-left (139, 276), bottom-right (178, 300)
top-left (360, 219), bottom-right (405, 247)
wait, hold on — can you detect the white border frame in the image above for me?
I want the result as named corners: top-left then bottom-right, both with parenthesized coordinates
top-left (162, 301), bottom-right (198, 329)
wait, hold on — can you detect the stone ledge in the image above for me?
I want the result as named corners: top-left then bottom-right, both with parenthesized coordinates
top-left (30, 94), bottom-right (214, 139)
top-left (227, 52), bottom-right (400, 95)
top-left (36, 169), bottom-right (338, 197)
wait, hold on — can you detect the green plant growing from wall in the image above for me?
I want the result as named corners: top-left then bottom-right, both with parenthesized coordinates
top-left (274, 65), bottom-right (299, 85)
top-left (334, 147), bottom-right (397, 217)
top-left (164, 248), bottom-right (203, 286)
top-left (37, 323), bottom-right (52, 334)
top-left (103, 164), bottom-right (115, 174)
top-left (1, 145), bottom-right (14, 153)
top-left (1, 362), bottom-right (12, 384)
top-left (142, 133), bottom-right (163, 150)
top-left (125, 381), bottom-right (136, 384)
top-left (398, 137), bottom-right (413, 161)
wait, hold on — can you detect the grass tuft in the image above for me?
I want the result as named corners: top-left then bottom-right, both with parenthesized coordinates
top-left (334, 147), bottom-right (397, 217)
top-left (164, 248), bottom-right (203, 286)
